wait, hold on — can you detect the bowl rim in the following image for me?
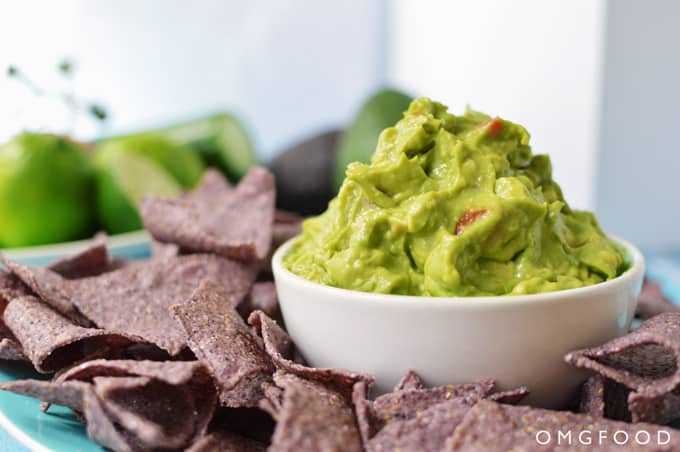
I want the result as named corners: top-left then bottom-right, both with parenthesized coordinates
top-left (272, 235), bottom-right (645, 307)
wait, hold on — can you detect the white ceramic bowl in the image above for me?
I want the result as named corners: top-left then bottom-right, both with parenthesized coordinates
top-left (272, 238), bottom-right (644, 408)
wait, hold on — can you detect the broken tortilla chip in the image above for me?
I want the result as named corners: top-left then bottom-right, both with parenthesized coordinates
top-left (68, 254), bottom-right (257, 355)
top-left (4, 296), bottom-right (146, 372)
top-left (269, 371), bottom-right (363, 452)
top-left (1, 256), bottom-right (90, 325)
top-left (565, 313), bottom-right (680, 396)
top-left (151, 238), bottom-right (181, 259)
top-left (444, 399), bottom-right (680, 451)
top-left (48, 233), bottom-right (111, 279)
top-left (370, 380), bottom-right (494, 434)
top-left (248, 310), bottom-right (372, 400)
top-left (59, 359), bottom-right (217, 448)
top-left (93, 376), bottom-right (197, 449)
top-left (487, 386), bottom-right (530, 405)
top-left (393, 369), bottom-right (425, 392)
top-left (368, 396), bottom-right (479, 452)
top-left (238, 281), bottom-right (278, 319)
top-left (0, 379), bottom-right (89, 412)
top-left (566, 313), bottom-right (680, 424)
top-left (637, 279), bottom-right (680, 320)
top-left (0, 269), bottom-right (30, 303)
top-left (352, 380), bottom-right (376, 447)
top-left (82, 386), bottom-right (137, 452)
top-left (171, 281), bottom-right (273, 407)
top-left (186, 430), bottom-right (266, 452)
top-left (141, 166), bottom-right (275, 262)
top-left (0, 336), bottom-right (25, 361)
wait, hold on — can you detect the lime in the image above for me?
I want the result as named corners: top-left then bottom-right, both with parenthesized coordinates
top-left (96, 133), bottom-right (205, 189)
top-left (158, 113), bottom-right (258, 182)
top-left (0, 132), bottom-right (96, 248)
top-left (95, 152), bottom-right (181, 234)
top-left (334, 88), bottom-right (412, 190)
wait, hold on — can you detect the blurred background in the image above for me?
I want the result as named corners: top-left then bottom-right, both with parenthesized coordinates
top-left (0, 0), bottom-right (678, 251)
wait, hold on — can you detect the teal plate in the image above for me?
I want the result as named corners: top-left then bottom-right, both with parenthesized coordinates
top-left (1, 230), bottom-right (151, 267)
top-left (0, 362), bottom-right (103, 452)
top-left (0, 232), bottom-right (150, 451)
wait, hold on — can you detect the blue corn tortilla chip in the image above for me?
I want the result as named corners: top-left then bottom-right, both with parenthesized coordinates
top-left (171, 281), bottom-right (273, 407)
top-left (238, 282), bottom-right (278, 320)
top-left (356, 372), bottom-right (528, 448)
top-left (0, 298), bottom-right (25, 361)
top-left (1, 255), bottom-right (90, 325)
top-left (3, 251), bottom-right (257, 355)
top-left (48, 233), bottom-right (111, 279)
top-left (259, 381), bottom-right (284, 420)
top-left (71, 254), bottom-right (256, 355)
top-left (1, 373), bottom-right (215, 451)
top-left (368, 380), bottom-right (494, 436)
top-left (57, 359), bottom-right (215, 388)
top-left (0, 269), bottom-right (30, 303)
top-left (186, 431), bottom-right (266, 452)
top-left (0, 379), bottom-right (89, 412)
top-left (248, 310), bottom-right (373, 400)
top-left (269, 371), bottom-right (363, 452)
top-left (444, 399), bottom-right (680, 451)
top-left (59, 359), bottom-right (217, 450)
top-left (92, 376), bottom-right (197, 449)
top-left (189, 168), bottom-right (233, 200)
top-left (580, 374), bottom-right (680, 425)
top-left (4, 296), bottom-right (146, 372)
top-left (151, 238), bottom-right (180, 259)
top-left (368, 396), bottom-right (480, 452)
top-left (565, 313), bottom-right (680, 396)
top-left (487, 386), bottom-right (530, 405)
top-left (394, 369), bottom-right (425, 392)
top-left (579, 374), bottom-right (632, 421)
top-left (580, 374), bottom-right (607, 417)
top-left (0, 336), bottom-right (24, 361)
top-left (208, 406), bottom-right (276, 446)
top-left (141, 166), bottom-right (275, 262)
top-left (637, 279), bottom-right (680, 320)
top-left (82, 386), bottom-right (137, 452)
top-left (567, 312), bottom-right (680, 424)
top-left (352, 380), bottom-right (376, 446)
top-left (272, 221), bottom-right (302, 250)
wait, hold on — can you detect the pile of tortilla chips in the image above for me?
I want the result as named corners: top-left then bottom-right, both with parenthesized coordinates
top-left (1, 167), bottom-right (680, 451)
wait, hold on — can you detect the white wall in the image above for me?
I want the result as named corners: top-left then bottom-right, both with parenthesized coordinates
top-left (389, 0), bottom-right (606, 210)
top-left (596, 0), bottom-right (680, 249)
top-left (0, 0), bottom-right (386, 160)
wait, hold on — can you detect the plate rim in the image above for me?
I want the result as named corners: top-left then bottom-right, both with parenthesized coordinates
top-left (0, 407), bottom-right (52, 452)
top-left (0, 230), bottom-right (150, 261)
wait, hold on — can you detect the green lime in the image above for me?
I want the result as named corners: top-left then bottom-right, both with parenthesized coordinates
top-left (158, 113), bottom-right (258, 182)
top-left (0, 132), bottom-right (96, 248)
top-left (96, 133), bottom-right (205, 189)
top-left (334, 88), bottom-right (412, 190)
top-left (95, 152), bottom-right (181, 234)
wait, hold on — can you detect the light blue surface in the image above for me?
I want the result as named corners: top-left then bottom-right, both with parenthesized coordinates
top-left (1, 248), bottom-right (679, 451)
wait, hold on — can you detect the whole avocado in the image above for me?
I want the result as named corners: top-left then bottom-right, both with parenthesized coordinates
top-left (334, 88), bottom-right (412, 190)
top-left (0, 132), bottom-right (95, 247)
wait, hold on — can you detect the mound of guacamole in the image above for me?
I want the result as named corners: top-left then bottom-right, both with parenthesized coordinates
top-left (284, 98), bottom-right (626, 296)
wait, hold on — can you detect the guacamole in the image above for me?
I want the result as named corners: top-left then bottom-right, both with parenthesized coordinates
top-left (284, 98), bottom-right (626, 296)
